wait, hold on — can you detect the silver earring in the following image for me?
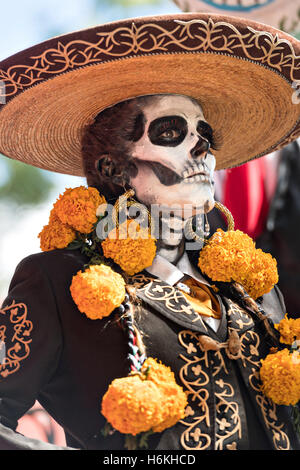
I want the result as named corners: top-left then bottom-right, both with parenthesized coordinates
top-left (185, 214), bottom-right (207, 243)
top-left (204, 213), bottom-right (210, 237)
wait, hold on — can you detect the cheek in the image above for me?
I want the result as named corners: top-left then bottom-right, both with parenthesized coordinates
top-left (130, 161), bottom-right (215, 211)
top-left (132, 139), bottom-right (179, 170)
top-left (131, 133), bottom-right (200, 174)
top-left (129, 164), bottom-right (161, 204)
top-left (206, 153), bottom-right (216, 174)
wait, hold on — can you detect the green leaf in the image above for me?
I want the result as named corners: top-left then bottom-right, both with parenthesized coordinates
top-left (292, 405), bottom-right (300, 438)
top-left (124, 434), bottom-right (137, 450)
top-left (139, 430), bottom-right (153, 449)
top-left (143, 365), bottom-right (151, 379)
top-left (66, 240), bottom-right (84, 250)
top-left (101, 422), bottom-right (115, 437)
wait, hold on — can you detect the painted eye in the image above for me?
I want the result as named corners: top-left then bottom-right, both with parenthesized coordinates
top-left (196, 120), bottom-right (220, 150)
top-left (160, 129), bottom-right (180, 139)
top-left (148, 115), bottom-right (188, 147)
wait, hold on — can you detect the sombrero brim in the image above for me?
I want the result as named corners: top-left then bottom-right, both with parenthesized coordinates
top-left (0, 12), bottom-right (299, 175)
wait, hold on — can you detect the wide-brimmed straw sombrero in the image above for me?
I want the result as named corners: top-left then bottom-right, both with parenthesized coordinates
top-left (0, 12), bottom-right (299, 176)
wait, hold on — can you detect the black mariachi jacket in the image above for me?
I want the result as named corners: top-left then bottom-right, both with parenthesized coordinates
top-left (0, 248), bottom-right (299, 451)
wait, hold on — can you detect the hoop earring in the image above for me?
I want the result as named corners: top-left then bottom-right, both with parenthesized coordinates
top-left (214, 201), bottom-right (235, 231)
top-left (112, 189), bottom-right (155, 233)
top-left (185, 201), bottom-right (235, 243)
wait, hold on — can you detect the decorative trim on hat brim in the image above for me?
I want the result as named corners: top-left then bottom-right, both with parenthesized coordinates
top-left (0, 15), bottom-right (299, 102)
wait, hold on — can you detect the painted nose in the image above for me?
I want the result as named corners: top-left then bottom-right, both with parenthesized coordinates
top-left (190, 137), bottom-right (210, 159)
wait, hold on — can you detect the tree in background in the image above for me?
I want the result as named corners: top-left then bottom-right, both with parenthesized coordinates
top-left (0, 159), bottom-right (54, 207)
top-left (0, 0), bottom-right (165, 208)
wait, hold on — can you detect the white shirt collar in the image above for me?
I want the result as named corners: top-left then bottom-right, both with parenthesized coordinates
top-left (176, 252), bottom-right (209, 285)
top-left (145, 252), bottom-right (220, 332)
top-left (145, 251), bottom-right (209, 286)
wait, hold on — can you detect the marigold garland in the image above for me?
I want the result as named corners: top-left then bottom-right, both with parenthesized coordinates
top-left (70, 264), bottom-right (126, 320)
top-left (101, 357), bottom-right (187, 436)
top-left (242, 248), bottom-right (279, 300)
top-left (101, 375), bottom-right (164, 436)
top-left (38, 212), bottom-right (76, 252)
top-left (38, 186), bottom-right (159, 320)
top-left (151, 382), bottom-right (187, 433)
top-left (102, 219), bottom-right (157, 276)
top-left (260, 348), bottom-right (300, 406)
top-left (53, 186), bottom-right (106, 234)
top-left (142, 358), bottom-right (187, 433)
top-left (142, 357), bottom-right (177, 386)
top-left (275, 315), bottom-right (300, 345)
top-left (198, 229), bottom-right (278, 299)
top-left (37, 185), bottom-right (300, 438)
top-left (198, 229), bottom-right (256, 283)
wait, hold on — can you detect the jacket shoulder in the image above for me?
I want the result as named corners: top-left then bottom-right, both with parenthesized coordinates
top-left (10, 249), bottom-right (88, 285)
top-left (261, 284), bottom-right (286, 325)
top-left (14, 248), bottom-right (87, 271)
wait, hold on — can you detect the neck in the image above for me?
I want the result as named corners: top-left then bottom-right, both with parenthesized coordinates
top-left (156, 237), bottom-right (185, 265)
top-left (156, 213), bottom-right (186, 265)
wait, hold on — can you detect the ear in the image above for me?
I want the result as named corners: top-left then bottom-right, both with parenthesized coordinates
top-left (96, 155), bottom-right (115, 178)
top-left (96, 154), bottom-right (131, 187)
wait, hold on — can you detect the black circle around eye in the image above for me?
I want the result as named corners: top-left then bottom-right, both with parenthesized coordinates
top-left (197, 121), bottom-right (214, 145)
top-left (148, 115), bottom-right (187, 147)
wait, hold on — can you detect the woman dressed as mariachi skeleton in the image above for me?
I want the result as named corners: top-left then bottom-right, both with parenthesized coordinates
top-left (0, 12), bottom-right (299, 451)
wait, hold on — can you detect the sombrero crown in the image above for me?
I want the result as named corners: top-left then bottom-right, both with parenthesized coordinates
top-left (0, 12), bottom-right (299, 176)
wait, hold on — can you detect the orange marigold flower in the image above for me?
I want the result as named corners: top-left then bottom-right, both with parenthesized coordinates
top-left (101, 220), bottom-right (156, 276)
top-left (275, 315), bottom-right (300, 345)
top-left (198, 229), bottom-right (256, 283)
top-left (141, 357), bottom-right (187, 433)
top-left (38, 212), bottom-right (76, 252)
top-left (101, 375), bottom-right (164, 435)
top-left (198, 229), bottom-right (278, 299)
top-left (260, 348), bottom-right (300, 406)
top-left (242, 249), bottom-right (278, 300)
top-left (152, 381), bottom-right (188, 433)
top-left (53, 186), bottom-right (106, 233)
top-left (70, 264), bottom-right (125, 320)
top-left (101, 357), bottom-right (187, 435)
top-left (142, 357), bottom-right (177, 386)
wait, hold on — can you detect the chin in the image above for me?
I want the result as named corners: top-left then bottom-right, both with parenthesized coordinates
top-left (193, 194), bottom-right (215, 214)
top-left (133, 182), bottom-right (215, 215)
top-left (174, 186), bottom-right (215, 215)
top-left (156, 196), bottom-right (215, 218)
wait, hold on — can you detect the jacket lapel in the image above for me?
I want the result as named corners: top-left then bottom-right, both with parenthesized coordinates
top-left (129, 272), bottom-right (218, 336)
top-left (224, 296), bottom-right (298, 450)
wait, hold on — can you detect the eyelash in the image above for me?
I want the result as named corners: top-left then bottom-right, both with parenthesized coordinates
top-left (154, 120), bottom-right (221, 150)
top-left (158, 128), bottom-right (217, 151)
top-left (158, 122), bottom-right (180, 134)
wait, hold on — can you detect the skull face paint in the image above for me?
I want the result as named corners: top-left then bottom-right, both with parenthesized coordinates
top-left (129, 95), bottom-right (216, 214)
